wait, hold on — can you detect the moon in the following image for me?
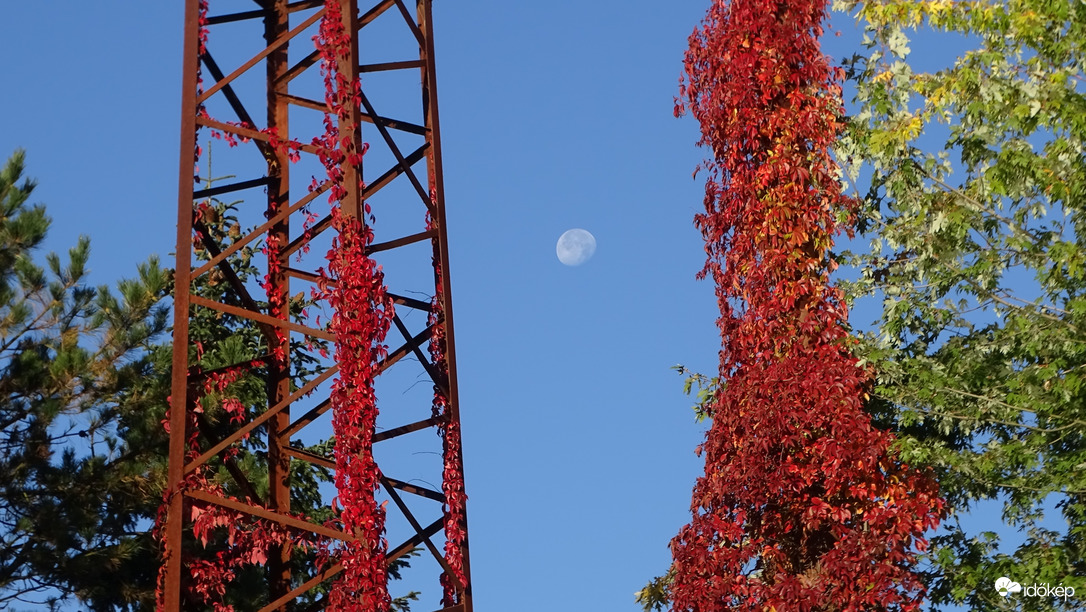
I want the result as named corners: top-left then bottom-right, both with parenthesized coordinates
top-left (556, 228), bottom-right (596, 266)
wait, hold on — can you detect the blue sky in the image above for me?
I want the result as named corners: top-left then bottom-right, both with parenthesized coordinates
top-left (0, 2), bottom-right (1050, 611)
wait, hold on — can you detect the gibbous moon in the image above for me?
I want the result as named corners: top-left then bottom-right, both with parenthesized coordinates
top-left (556, 228), bottom-right (596, 266)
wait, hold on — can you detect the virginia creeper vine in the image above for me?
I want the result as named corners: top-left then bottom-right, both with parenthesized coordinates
top-left (669, 1), bottom-right (944, 610)
top-left (316, 1), bottom-right (394, 609)
top-left (426, 210), bottom-right (467, 606)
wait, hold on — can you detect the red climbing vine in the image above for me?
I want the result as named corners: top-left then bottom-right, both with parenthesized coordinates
top-left (316, 1), bottom-right (394, 609)
top-left (426, 209), bottom-right (467, 607)
top-left (155, 357), bottom-right (323, 612)
top-left (668, 1), bottom-right (944, 610)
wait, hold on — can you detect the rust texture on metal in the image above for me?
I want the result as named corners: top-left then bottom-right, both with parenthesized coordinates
top-left (160, 1), bottom-right (471, 610)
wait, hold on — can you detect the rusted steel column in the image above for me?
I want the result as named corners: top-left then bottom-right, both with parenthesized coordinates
top-left (337, 0), bottom-right (363, 220)
top-left (162, 1), bottom-right (201, 610)
top-left (264, 0), bottom-right (293, 607)
top-left (418, 0), bottom-right (473, 609)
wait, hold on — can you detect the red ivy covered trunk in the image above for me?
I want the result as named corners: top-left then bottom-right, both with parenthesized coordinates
top-left (669, 1), bottom-right (943, 610)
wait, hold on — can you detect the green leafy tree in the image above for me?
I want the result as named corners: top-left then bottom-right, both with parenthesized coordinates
top-left (833, 0), bottom-right (1086, 609)
top-left (0, 149), bottom-right (170, 609)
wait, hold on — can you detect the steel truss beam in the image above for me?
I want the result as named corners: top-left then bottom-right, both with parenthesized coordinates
top-left (161, 1), bottom-right (471, 610)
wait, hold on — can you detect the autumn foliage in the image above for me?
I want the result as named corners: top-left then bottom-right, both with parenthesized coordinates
top-left (426, 210), bottom-right (469, 607)
top-left (669, 1), bottom-right (944, 610)
top-left (316, 2), bottom-right (395, 607)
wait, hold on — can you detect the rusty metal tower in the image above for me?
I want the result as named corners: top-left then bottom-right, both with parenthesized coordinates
top-left (160, 1), bottom-right (471, 610)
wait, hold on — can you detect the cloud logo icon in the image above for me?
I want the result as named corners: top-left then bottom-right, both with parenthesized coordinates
top-left (995, 577), bottom-right (1022, 597)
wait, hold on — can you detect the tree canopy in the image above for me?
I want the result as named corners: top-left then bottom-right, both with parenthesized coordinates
top-left (836, 0), bottom-right (1086, 608)
top-left (0, 149), bottom-right (169, 609)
